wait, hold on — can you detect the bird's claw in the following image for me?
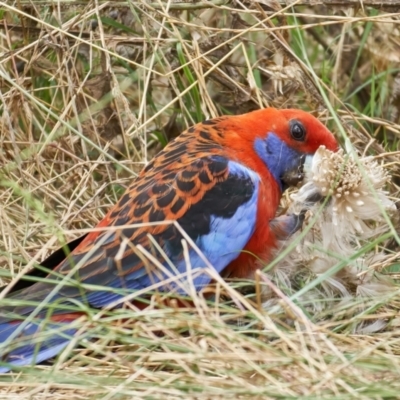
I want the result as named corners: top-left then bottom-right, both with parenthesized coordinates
top-left (270, 210), bottom-right (307, 240)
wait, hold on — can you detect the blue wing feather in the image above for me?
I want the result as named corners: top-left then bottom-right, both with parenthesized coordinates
top-left (0, 322), bottom-right (76, 373)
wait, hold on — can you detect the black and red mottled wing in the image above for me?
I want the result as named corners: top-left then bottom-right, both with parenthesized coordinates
top-left (4, 121), bottom-right (260, 315)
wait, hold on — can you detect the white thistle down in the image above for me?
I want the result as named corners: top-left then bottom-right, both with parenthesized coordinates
top-left (296, 146), bottom-right (394, 235)
top-left (261, 146), bottom-right (396, 332)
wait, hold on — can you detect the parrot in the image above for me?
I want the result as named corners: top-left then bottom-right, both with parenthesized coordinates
top-left (0, 108), bottom-right (338, 372)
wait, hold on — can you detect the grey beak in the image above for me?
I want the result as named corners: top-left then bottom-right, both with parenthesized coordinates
top-left (281, 154), bottom-right (307, 189)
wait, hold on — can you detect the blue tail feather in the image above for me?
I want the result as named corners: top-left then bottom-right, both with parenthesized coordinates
top-left (0, 321), bottom-right (76, 373)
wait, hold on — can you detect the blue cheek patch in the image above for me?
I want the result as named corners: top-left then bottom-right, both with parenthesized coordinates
top-left (254, 134), bottom-right (301, 190)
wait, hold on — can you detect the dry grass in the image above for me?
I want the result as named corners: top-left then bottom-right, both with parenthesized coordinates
top-left (0, 1), bottom-right (400, 398)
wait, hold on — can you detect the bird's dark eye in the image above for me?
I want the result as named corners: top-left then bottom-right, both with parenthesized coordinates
top-left (290, 120), bottom-right (306, 141)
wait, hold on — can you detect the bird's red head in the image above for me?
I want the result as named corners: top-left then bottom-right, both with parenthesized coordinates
top-left (271, 109), bottom-right (339, 153)
top-left (212, 108), bottom-right (339, 190)
top-left (227, 108), bottom-right (338, 153)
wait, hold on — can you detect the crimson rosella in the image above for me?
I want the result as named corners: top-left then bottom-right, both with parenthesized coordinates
top-left (0, 108), bottom-right (338, 372)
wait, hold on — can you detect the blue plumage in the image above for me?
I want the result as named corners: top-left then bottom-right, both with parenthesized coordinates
top-left (0, 321), bottom-right (76, 373)
top-left (164, 161), bottom-right (260, 292)
top-left (254, 133), bottom-right (303, 190)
